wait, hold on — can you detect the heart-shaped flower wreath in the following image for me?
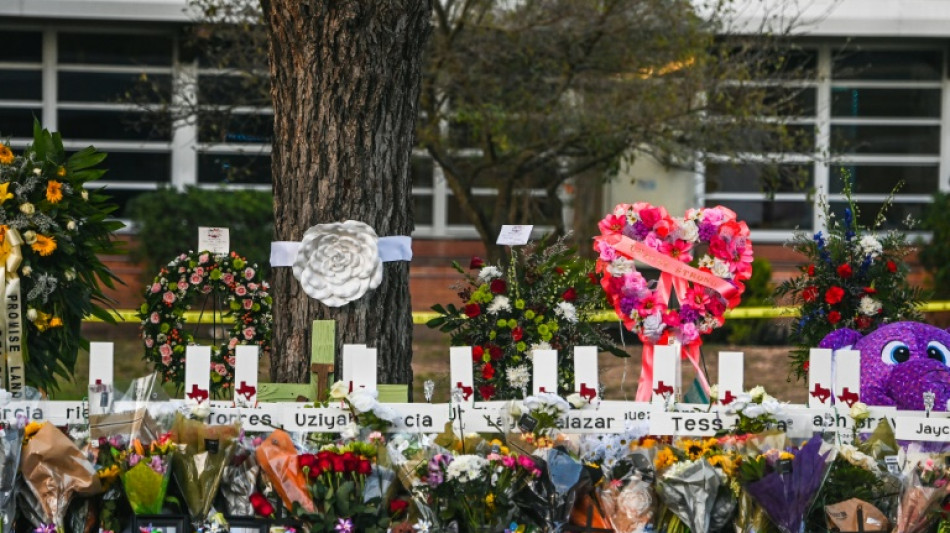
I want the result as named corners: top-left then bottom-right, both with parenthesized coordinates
top-left (595, 203), bottom-right (753, 342)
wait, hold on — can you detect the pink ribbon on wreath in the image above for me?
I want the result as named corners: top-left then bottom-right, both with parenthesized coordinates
top-left (598, 234), bottom-right (742, 401)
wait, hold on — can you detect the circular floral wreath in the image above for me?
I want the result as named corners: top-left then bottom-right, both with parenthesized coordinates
top-left (138, 250), bottom-right (273, 395)
top-left (595, 203), bottom-right (753, 345)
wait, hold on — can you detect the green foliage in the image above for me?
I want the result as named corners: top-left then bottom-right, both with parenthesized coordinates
top-left (775, 176), bottom-right (925, 380)
top-left (125, 186), bottom-right (273, 280)
top-left (918, 192), bottom-right (950, 298)
top-left (0, 120), bottom-right (124, 393)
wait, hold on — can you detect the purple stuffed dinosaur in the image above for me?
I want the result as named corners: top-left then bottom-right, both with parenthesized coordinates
top-left (820, 321), bottom-right (950, 411)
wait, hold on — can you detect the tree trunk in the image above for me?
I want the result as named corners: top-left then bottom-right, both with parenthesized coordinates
top-left (261, 0), bottom-right (431, 392)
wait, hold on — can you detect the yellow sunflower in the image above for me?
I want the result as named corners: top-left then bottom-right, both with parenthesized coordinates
top-left (31, 234), bottom-right (56, 256)
top-left (0, 146), bottom-right (12, 165)
top-left (655, 447), bottom-right (677, 470)
top-left (46, 180), bottom-right (63, 203)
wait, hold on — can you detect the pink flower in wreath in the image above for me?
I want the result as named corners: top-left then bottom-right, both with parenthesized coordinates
top-left (159, 343), bottom-right (173, 358)
top-left (598, 214), bottom-right (625, 235)
top-left (145, 337), bottom-right (154, 348)
top-left (222, 273), bottom-right (235, 285)
top-left (226, 356), bottom-right (235, 366)
top-left (637, 295), bottom-right (665, 317)
top-left (150, 283), bottom-right (162, 294)
top-left (162, 292), bottom-right (176, 305)
top-left (684, 286), bottom-right (711, 309)
top-left (247, 283), bottom-right (258, 291)
top-left (702, 207), bottom-right (726, 226)
top-left (638, 207), bottom-right (666, 229)
top-left (199, 253), bottom-right (209, 263)
top-left (150, 312), bottom-right (160, 324)
top-left (194, 266), bottom-right (205, 276)
top-left (235, 285), bottom-right (247, 296)
top-left (243, 299), bottom-right (253, 310)
top-left (190, 274), bottom-right (202, 285)
top-left (178, 266), bottom-right (186, 273)
top-left (662, 311), bottom-right (681, 328)
top-left (658, 239), bottom-right (692, 263)
top-left (161, 353), bottom-right (172, 365)
top-left (214, 363), bottom-right (228, 376)
top-left (177, 280), bottom-right (188, 291)
top-left (243, 327), bottom-right (255, 340)
top-left (201, 285), bottom-right (212, 294)
top-left (597, 241), bottom-right (617, 262)
top-left (677, 322), bottom-right (700, 344)
top-left (642, 233), bottom-right (663, 251)
top-left (228, 338), bottom-right (239, 349)
top-left (244, 267), bottom-right (255, 280)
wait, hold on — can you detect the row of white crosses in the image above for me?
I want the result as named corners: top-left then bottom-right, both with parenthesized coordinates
top-left (78, 340), bottom-right (950, 442)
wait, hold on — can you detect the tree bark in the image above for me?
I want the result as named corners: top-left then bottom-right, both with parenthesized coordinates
top-left (261, 0), bottom-right (431, 391)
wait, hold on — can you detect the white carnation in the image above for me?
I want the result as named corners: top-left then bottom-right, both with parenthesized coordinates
top-left (487, 295), bottom-right (511, 315)
top-left (859, 296), bottom-right (882, 316)
top-left (555, 301), bottom-right (578, 323)
top-left (858, 235), bottom-right (883, 258)
top-left (478, 266), bottom-right (503, 282)
top-left (445, 455), bottom-right (488, 483)
top-left (674, 219), bottom-right (699, 242)
top-left (506, 365), bottom-right (531, 389)
top-left (711, 258), bottom-right (732, 279)
top-left (347, 388), bottom-right (378, 413)
top-left (340, 422), bottom-right (360, 440)
top-left (641, 312), bottom-right (666, 342)
top-left (607, 257), bottom-right (636, 276)
top-left (328, 380), bottom-right (348, 401)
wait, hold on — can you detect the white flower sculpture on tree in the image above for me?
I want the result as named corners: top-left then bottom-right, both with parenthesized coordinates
top-left (292, 221), bottom-right (384, 307)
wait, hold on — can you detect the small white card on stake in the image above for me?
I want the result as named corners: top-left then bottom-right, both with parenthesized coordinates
top-left (808, 348), bottom-right (833, 408)
top-left (233, 345), bottom-right (259, 406)
top-left (88, 342), bottom-right (114, 387)
top-left (342, 345), bottom-right (377, 391)
top-left (198, 227), bottom-right (230, 255)
top-left (532, 349), bottom-right (558, 395)
top-left (573, 346), bottom-right (599, 402)
top-left (449, 347), bottom-right (475, 403)
top-left (184, 345), bottom-right (212, 403)
top-left (652, 343), bottom-right (680, 404)
top-left (717, 351), bottom-right (744, 405)
top-left (496, 225), bottom-right (533, 246)
top-left (834, 349), bottom-right (862, 407)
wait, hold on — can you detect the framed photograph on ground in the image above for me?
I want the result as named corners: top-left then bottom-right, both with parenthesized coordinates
top-left (132, 514), bottom-right (188, 533)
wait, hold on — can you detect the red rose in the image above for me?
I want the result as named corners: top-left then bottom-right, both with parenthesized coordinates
top-left (464, 303), bottom-right (481, 318)
top-left (472, 346), bottom-right (484, 362)
top-left (825, 286), bottom-right (845, 305)
top-left (469, 256), bottom-right (485, 269)
top-left (298, 453), bottom-right (317, 469)
top-left (863, 287), bottom-right (877, 294)
top-left (803, 361), bottom-right (810, 372)
top-left (855, 315), bottom-right (872, 330)
top-left (250, 493), bottom-right (275, 517)
top-left (887, 260), bottom-right (897, 273)
top-left (562, 287), bottom-right (577, 301)
top-left (317, 450), bottom-right (333, 461)
top-left (512, 327), bottom-right (524, 341)
top-left (802, 286), bottom-right (818, 303)
top-left (836, 264), bottom-right (852, 278)
top-left (489, 345), bottom-right (503, 360)
top-left (490, 279), bottom-right (507, 294)
top-left (482, 363), bottom-right (495, 380)
top-left (342, 452), bottom-right (359, 472)
top-left (479, 384), bottom-right (496, 400)
top-left (828, 310), bottom-right (841, 324)
top-left (807, 264), bottom-right (815, 276)
top-left (587, 272), bottom-right (598, 285)
top-left (316, 458), bottom-right (333, 475)
top-left (389, 499), bottom-right (410, 515)
top-left (357, 459), bottom-right (373, 476)
top-left (331, 455), bottom-right (345, 473)
top-left (554, 266), bottom-right (565, 275)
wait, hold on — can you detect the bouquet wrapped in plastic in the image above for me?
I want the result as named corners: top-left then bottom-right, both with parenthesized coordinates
top-left (170, 412), bottom-right (239, 527)
top-left (743, 435), bottom-right (837, 533)
top-left (220, 433), bottom-right (263, 517)
top-left (656, 457), bottom-right (736, 533)
top-left (893, 458), bottom-right (950, 533)
top-left (256, 429), bottom-right (315, 514)
top-left (118, 433), bottom-right (175, 515)
top-left (515, 447), bottom-right (590, 532)
top-left (20, 423), bottom-right (103, 531)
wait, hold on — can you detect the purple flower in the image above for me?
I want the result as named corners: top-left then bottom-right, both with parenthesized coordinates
top-left (128, 454), bottom-right (141, 467)
top-left (334, 518), bottom-right (354, 533)
top-left (149, 455), bottom-right (165, 474)
top-left (678, 305), bottom-right (700, 323)
top-left (34, 525), bottom-right (55, 533)
top-left (698, 222), bottom-right (716, 241)
top-left (619, 295), bottom-right (641, 316)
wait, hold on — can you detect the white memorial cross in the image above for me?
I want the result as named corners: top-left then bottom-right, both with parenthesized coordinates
top-left (717, 351), bottom-right (744, 406)
top-left (341, 344), bottom-right (377, 392)
top-left (184, 345), bottom-right (212, 404)
top-left (233, 345), bottom-right (260, 406)
top-left (573, 346), bottom-right (599, 403)
top-left (808, 348), bottom-right (833, 408)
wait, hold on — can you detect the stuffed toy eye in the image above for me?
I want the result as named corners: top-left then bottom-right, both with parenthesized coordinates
top-left (882, 340), bottom-right (911, 364)
top-left (927, 341), bottom-right (950, 365)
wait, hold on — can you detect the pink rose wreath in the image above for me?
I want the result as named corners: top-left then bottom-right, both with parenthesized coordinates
top-left (138, 250), bottom-right (273, 396)
top-left (594, 203), bottom-right (753, 401)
